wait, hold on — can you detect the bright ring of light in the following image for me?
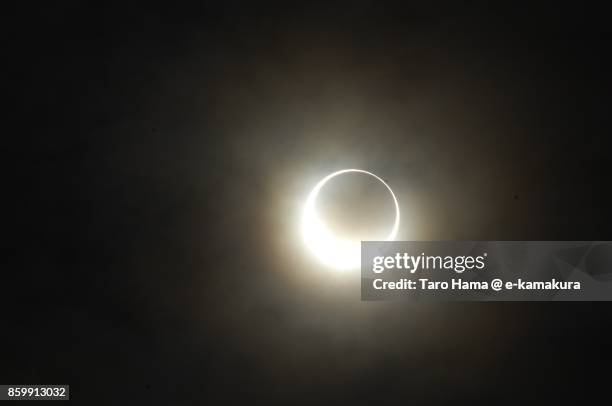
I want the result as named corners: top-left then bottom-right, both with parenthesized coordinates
top-left (302, 169), bottom-right (400, 270)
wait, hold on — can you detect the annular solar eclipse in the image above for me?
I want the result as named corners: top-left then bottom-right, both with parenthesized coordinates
top-left (302, 169), bottom-right (400, 270)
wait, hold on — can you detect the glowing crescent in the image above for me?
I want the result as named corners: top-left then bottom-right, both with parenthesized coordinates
top-left (302, 169), bottom-right (400, 270)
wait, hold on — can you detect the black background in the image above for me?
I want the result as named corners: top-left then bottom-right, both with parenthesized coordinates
top-left (6, 2), bottom-right (612, 404)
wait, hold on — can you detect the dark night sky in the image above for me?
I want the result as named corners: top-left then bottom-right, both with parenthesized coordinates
top-left (6, 2), bottom-right (612, 404)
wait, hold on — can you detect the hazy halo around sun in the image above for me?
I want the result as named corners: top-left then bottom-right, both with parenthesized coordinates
top-left (302, 169), bottom-right (400, 270)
